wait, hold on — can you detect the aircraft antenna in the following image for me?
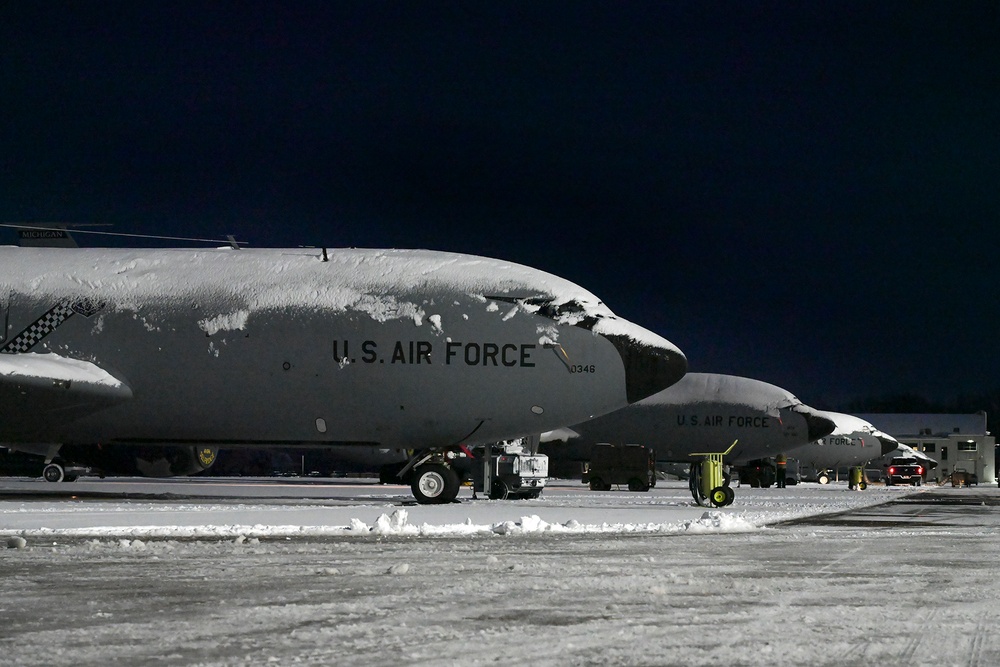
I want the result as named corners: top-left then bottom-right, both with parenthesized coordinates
top-left (0, 223), bottom-right (248, 248)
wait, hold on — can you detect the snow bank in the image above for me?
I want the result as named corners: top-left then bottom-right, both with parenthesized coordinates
top-left (2, 507), bottom-right (762, 541)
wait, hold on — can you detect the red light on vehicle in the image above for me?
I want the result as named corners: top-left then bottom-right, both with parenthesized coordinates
top-left (889, 467), bottom-right (896, 474)
top-left (917, 466), bottom-right (923, 475)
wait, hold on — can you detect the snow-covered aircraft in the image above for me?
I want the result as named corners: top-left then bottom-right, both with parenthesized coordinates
top-left (539, 373), bottom-right (835, 500)
top-left (785, 411), bottom-right (899, 484)
top-left (0, 246), bottom-right (687, 503)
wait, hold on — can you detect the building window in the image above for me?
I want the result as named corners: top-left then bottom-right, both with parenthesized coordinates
top-left (923, 443), bottom-right (936, 453)
top-left (941, 447), bottom-right (948, 461)
top-left (958, 441), bottom-right (978, 452)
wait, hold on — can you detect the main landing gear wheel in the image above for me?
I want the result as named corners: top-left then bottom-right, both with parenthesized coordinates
top-left (410, 463), bottom-right (460, 504)
top-left (43, 463), bottom-right (65, 483)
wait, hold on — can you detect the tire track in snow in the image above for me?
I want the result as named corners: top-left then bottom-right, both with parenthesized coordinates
top-left (967, 617), bottom-right (988, 667)
top-left (898, 606), bottom-right (938, 663)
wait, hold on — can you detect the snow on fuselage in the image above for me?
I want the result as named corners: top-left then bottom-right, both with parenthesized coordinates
top-left (0, 247), bottom-right (686, 451)
top-left (540, 373), bottom-right (834, 465)
top-left (785, 411), bottom-right (897, 478)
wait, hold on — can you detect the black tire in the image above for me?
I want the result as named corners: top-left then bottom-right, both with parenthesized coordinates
top-left (817, 473), bottom-right (830, 485)
top-left (723, 486), bottom-right (736, 506)
top-left (43, 464), bottom-right (65, 483)
top-left (859, 481), bottom-right (868, 490)
top-left (589, 477), bottom-right (605, 491)
top-left (410, 464), bottom-right (460, 504)
top-left (709, 486), bottom-right (728, 508)
top-left (627, 478), bottom-right (648, 492)
top-left (489, 480), bottom-right (509, 500)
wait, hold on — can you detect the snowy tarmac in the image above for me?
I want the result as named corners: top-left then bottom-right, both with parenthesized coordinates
top-left (2, 478), bottom-right (999, 666)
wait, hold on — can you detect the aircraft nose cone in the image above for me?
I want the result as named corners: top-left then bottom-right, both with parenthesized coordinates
top-left (803, 411), bottom-right (837, 441)
top-left (602, 331), bottom-right (687, 404)
top-left (876, 434), bottom-right (898, 456)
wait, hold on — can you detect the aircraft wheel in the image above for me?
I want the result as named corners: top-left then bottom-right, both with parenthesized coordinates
top-left (489, 480), bottom-right (509, 500)
top-left (723, 486), bottom-right (736, 506)
top-left (43, 463), bottom-right (65, 483)
top-left (589, 477), bottom-right (606, 491)
top-left (410, 464), bottom-right (459, 504)
top-left (817, 473), bottom-right (830, 485)
top-left (709, 486), bottom-right (728, 507)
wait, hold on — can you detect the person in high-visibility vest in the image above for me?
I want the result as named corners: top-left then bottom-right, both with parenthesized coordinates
top-left (775, 453), bottom-right (787, 488)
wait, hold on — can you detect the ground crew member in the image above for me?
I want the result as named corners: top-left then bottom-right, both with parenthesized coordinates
top-left (775, 453), bottom-right (787, 488)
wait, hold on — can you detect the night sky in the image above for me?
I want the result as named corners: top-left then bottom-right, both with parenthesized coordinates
top-left (3, 2), bottom-right (999, 407)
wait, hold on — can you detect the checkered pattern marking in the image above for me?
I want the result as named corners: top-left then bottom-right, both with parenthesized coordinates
top-left (0, 302), bottom-right (76, 353)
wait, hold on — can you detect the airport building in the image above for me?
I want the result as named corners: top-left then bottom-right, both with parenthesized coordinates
top-left (857, 412), bottom-right (996, 485)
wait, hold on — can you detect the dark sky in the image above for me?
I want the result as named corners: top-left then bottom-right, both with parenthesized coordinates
top-left (2, 2), bottom-right (999, 407)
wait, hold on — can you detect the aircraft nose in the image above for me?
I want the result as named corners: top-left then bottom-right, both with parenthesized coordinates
top-left (602, 330), bottom-right (687, 404)
top-left (802, 410), bottom-right (837, 441)
top-left (876, 434), bottom-right (898, 456)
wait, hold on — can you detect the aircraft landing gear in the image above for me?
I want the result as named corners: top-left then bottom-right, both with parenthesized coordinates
top-left (43, 463), bottom-right (64, 483)
top-left (688, 441), bottom-right (738, 508)
top-left (410, 463), bottom-right (461, 504)
top-left (397, 448), bottom-right (467, 504)
top-left (42, 462), bottom-right (77, 483)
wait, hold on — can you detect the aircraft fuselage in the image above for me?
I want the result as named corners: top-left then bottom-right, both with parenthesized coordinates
top-left (0, 247), bottom-right (686, 456)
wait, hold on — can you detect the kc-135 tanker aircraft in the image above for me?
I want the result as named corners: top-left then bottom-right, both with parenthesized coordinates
top-left (785, 411), bottom-right (899, 483)
top-left (539, 373), bottom-right (837, 502)
top-left (0, 244), bottom-right (687, 503)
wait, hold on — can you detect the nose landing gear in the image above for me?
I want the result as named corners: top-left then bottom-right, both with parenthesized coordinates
top-left (396, 447), bottom-right (469, 504)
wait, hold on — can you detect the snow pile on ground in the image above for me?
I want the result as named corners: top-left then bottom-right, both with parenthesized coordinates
top-left (3, 508), bottom-right (761, 540)
top-left (0, 477), bottom-right (903, 542)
